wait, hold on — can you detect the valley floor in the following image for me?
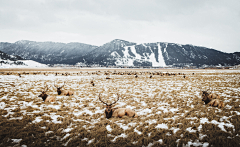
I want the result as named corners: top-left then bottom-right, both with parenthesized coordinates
top-left (0, 68), bottom-right (240, 146)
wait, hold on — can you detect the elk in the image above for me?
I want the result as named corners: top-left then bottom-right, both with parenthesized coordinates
top-left (200, 84), bottom-right (224, 108)
top-left (90, 78), bottom-right (95, 86)
top-left (54, 82), bottom-right (74, 96)
top-left (38, 86), bottom-right (56, 102)
top-left (99, 93), bottom-right (138, 119)
top-left (200, 84), bottom-right (220, 100)
top-left (207, 99), bottom-right (224, 108)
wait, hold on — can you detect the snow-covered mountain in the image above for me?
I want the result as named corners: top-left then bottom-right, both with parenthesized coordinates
top-left (0, 50), bottom-right (23, 61)
top-left (80, 39), bottom-right (240, 67)
top-left (0, 50), bottom-right (26, 67)
top-left (0, 40), bottom-right (97, 64)
top-left (0, 50), bottom-right (47, 68)
top-left (1, 39), bottom-right (240, 67)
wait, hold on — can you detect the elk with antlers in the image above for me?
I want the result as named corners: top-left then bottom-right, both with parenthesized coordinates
top-left (38, 85), bottom-right (56, 102)
top-left (54, 82), bottom-right (74, 96)
top-left (200, 84), bottom-right (224, 108)
top-left (99, 93), bottom-right (138, 119)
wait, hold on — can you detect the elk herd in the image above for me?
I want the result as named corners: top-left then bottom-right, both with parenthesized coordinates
top-left (1, 70), bottom-right (226, 119)
top-left (38, 82), bottom-right (74, 102)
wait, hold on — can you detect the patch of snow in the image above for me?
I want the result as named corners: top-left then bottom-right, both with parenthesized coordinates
top-left (20, 60), bottom-right (47, 68)
top-left (129, 45), bottom-right (141, 59)
top-left (106, 125), bottom-right (112, 132)
top-left (11, 139), bottom-right (22, 143)
top-left (87, 138), bottom-right (95, 145)
top-left (63, 128), bottom-right (73, 133)
top-left (32, 116), bottom-right (43, 123)
top-left (0, 102), bottom-right (6, 109)
top-left (111, 133), bottom-right (127, 142)
top-left (155, 123), bottom-right (168, 129)
top-left (186, 127), bottom-right (197, 133)
top-left (138, 108), bottom-right (152, 115)
top-left (134, 127), bottom-right (142, 135)
top-left (170, 127), bottom-right (181, 134)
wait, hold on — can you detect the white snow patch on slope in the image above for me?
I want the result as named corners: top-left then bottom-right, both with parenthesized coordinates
top-left (111, 51), bottom-right (121, 58)
top-left (129, 45), bottom-right (141, 59)
top-left (0, 60), bottom-right (47, 68)
top-left (114, 46), bottom-right (135, 66)
top-left (19, 60), bottom-right (48, 67)
top-left (149, 43), bottom-right (166, 67)
top-left (114, 44), bottom-right (166, 67)
top-left (163, 43), bottom-right (169, 60)
top-left (157, 43), bottom-right (166, 67)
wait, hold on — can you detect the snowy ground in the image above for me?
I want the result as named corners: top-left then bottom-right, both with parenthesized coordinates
top-left (0, 69), bottom-right (240, 146)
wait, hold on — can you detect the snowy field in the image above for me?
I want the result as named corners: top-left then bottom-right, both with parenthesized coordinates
top-left (0, 69), bottom-right (240, 146)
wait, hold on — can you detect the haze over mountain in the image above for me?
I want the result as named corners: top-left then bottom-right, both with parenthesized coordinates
top-left (0, 39), bottom-right (240, 67)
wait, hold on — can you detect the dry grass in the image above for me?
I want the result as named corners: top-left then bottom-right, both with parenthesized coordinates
top-left (0, 69), bottom-right (240, 146)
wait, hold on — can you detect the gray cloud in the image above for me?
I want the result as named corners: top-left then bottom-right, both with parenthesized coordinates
top-left (0, 0), bottom-right (239, 53)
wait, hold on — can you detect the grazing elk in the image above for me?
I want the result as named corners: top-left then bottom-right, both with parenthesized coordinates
top-left (200, 84), bottom-right (224, 108)
top-left (99, 93), bottom-right (138, 119)
top-left (38, 86), bottom-right (56, 102)
top-left (54, 82), bottom-right (74, 96)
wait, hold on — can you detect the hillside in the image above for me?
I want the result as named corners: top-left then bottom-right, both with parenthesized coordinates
top-left (1, 39), bottom-right (240, 67)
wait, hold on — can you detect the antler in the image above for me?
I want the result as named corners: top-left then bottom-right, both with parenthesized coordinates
top-left (54, 81), bottom-right (65, 88)
top-left (109, 93), bottom-right (119, 106)
top-left (208, 84), bottom-right (212, 93)
top-left (99, 93), bottom-right (120, 106)
top-left (99, 93), bottom-right (109, 105)
top-left (54, 82), bottom-right (58, 88)
top-left (206, 84), bottom-right (211, 92)
top-left (60, 81), bottom-right (65, 88)
top-left (198, 84), bottom-right (202, 92)
top-left (42, 84), bottom-right (48, 92)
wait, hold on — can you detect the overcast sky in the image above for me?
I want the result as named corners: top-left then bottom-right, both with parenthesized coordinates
top-left (0, 0), bottom-right (239, 53)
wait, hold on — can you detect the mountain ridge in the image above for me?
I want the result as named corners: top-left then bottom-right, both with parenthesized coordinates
top-left (0, 39), bottom-right (239, 67)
